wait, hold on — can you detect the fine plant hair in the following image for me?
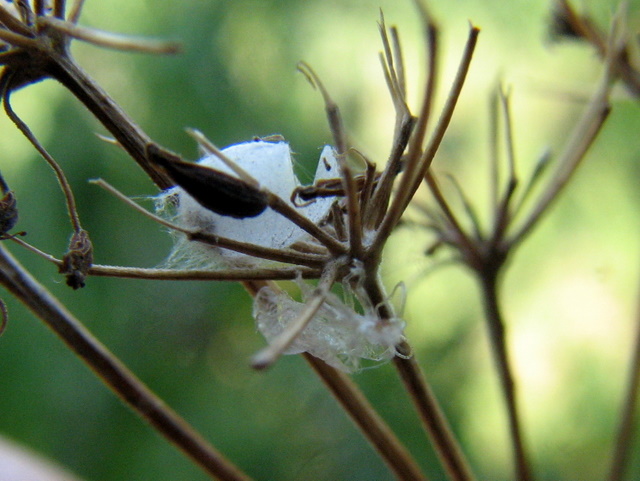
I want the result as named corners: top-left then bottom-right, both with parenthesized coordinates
top-left (0, 1), bottom-right (637, 481)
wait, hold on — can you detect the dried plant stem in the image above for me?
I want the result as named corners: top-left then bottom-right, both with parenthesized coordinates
top-left (304, 354), bottom-right (428, 481)
top-left (67, 0), bottom-right (85, 23)
top-left (363, 274), bottom-right (476, 481)
top-left (0, 244), bottom-right (252, 481)
top-left (92, 179), bottom-right (327, 268)
top-left (392, 347), bottom-right (477, 481)
top-left (10, 237), bottom-right (323, 280)
top-left (54, 0), bottom-right (67, 19)
top-left (40, 17), bottom-right (181, 54)
top-left (607, 278), bottom-right (640, 481)
top-left (479, 274), bottom-right (532, 481)
top-left (3, 82), bottom-right (82, 233)
top-left (372, 24), bottom-right (479, 253)
top-left (86, 265), bottom-right (321, 281)
top-left (407, 0), bottom-right (437, 158)
top-left (48, 55), bottom-right (173, 189)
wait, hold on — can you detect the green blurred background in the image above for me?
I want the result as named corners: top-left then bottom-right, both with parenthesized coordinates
top-left (0, 0), bottom-right (640, 480)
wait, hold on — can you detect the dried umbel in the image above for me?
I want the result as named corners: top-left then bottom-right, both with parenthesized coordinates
top-left (86, 8), bottom-right (481, 377)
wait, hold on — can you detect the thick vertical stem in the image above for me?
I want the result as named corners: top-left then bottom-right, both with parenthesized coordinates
top-left (480, 274), bottom-right (532, 481)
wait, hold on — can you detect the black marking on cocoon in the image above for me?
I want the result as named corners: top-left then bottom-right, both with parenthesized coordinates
top-left (148, 145), bottom-right (268, 219)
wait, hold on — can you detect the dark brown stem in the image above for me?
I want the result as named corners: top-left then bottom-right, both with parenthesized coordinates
top-left (0, 243), bottom-right (252, 481)
top-left (392, 346), bottom-right (477, 481)
top-left (362, 273), bottom-right (476, 481)
top-left (479, 273), bottom-right (532, 481)
top-left (305, 354), bottom-right (429, 481)
top-left (372, 25), bottom-right (479, 255)
top-left (47, 54), bottom-right (173, 189)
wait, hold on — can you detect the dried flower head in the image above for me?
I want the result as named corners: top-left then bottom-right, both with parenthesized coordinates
top-left (128, 13), bottom-right (481, 371)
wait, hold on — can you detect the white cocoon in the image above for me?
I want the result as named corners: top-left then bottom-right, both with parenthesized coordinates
top-left (163, 140), bottom-right (339, 265)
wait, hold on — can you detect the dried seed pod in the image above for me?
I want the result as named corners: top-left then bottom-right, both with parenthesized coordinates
top-left (0, 171), bottom-right (18, 237)
top-left (148, 146), bottom-right (268, 219)
top-left (0, 189), bottom-right (18, 237)
top-left (59, 229), bottom-right (93, 289)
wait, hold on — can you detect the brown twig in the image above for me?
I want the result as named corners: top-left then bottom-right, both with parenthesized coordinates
top-left (0, 243), bottom-right (253, 481)
top-left (372, 24), bottom-right (479, 254)
top-left (478, 273), bottom-right (532, 481)
top-left (305, 353), bottom-right (429, 481)
top-left (363, 272), bottom-right (477, 481)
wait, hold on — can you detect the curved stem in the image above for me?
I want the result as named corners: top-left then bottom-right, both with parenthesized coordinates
top-left (479, 273), bottom-right (532, 481)
top-left (0, 244), bottom-right (252, 481)
top-left (3, 81), bottom-right (82, 232)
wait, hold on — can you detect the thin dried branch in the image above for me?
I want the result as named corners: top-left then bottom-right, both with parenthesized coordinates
top-left (40, 16), bottom-right (181, 54)
top-left (92, 179), bottom-right (328, 268)
top-left (2, 74), bottom-right (82, 233)
top-left (296, 63), bottom-right (363, 255)
top-left (266, 193), bottom-right (346, 255)
top-left (424, 171), bottom-right (478, 266)
top-left (67, 0), bottom-right (85, 23)
top-left (186, 129), bottom-right (259, 187)
top-left (0, 27), bottom-right (37, 49)
top-left (0, 5), bottom-right (34, 37)
top-left (361, 273), bottom-right (477, 481)
top-left (34, 0), bottom-right (45, 18)
top-left (372, 24), bottom-right (479, 255)
top-left (53, 0), bottom-right (66, 19)
top-left (11, 237), bottom-right (323, 281)
top-left (305, 353), bottom-right (429, 481)
top-left (509, 46), bottom-right (613, 245)
top-left (297, 61), bottom-right (348, 154)
top-left (392, 348), bottom-right (477, 481)
top-left (508, 149), bottom-right (551, 223)
top-left (0, 243), bottom-right (253, 481)
top-left (407, 0), bottom-right (438, 159)
top-left (492, 87), bottom-right (518, 241)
